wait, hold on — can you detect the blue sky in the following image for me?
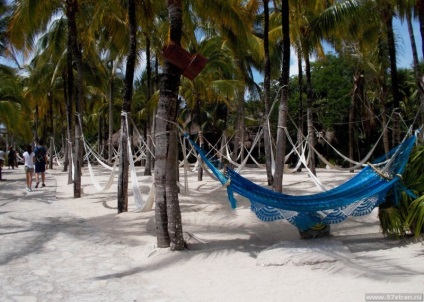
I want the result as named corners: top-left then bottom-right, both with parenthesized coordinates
top-left (393, 17), bottom-right (422, 67)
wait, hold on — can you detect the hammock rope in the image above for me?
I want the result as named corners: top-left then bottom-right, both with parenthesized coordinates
top-left (123, 112), bottom-right (154, 212)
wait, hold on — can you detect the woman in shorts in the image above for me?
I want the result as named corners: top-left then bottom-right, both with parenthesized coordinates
top-left (23, 145), bottom-right (35, 192)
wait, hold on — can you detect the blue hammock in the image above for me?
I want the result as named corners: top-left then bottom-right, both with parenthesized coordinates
top-left (185, 133), bottom-right (417, 231)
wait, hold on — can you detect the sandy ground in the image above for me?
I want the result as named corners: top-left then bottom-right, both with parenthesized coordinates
top-left (44, 163), bottom-right (424, 302)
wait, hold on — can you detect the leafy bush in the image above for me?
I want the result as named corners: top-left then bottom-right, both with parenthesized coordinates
top-left (379, 144), bottom-right (424, 238)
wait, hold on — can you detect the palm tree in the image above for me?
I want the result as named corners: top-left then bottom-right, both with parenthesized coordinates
top-left (191, 0), bottom-right (262, 164)
top-left (299, 0), bottom-right (383, 171)
top-left (26, 17), bottom-right (69, 170)
top-left (272, 0), bottom-right (290, 193)
top-left (65, 0), bottom-right (86, 198)
top-left (117, 0), bottom-right (137, 213)
top-left (262, 0), bottom-right (273, 185)
top-left (269, 1), bottom-right (340, 186)
top-left (86, 0), bottom-right (127, 164)
top-left (155, 0), bottom-right (185, 250)
top-left (153, 0), bottom-right (260, 249)
top-left (89, 0), bottom-right (162, 209)
top-left (140, 5), bottom-right (166, 176)
top-left (380, 1), bottom-right (402, 144)
top-left (177, 17), bottom-right (242, 180)
top-left (142, 34), bottom-right (154, 176)
top-left (8, 0), bottom-right (89, 198)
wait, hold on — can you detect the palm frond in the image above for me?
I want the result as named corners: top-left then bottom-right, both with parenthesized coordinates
top-left (406, 195), bottom-right (424, 238)
top-left (378, 207), bottom-right (408, 238)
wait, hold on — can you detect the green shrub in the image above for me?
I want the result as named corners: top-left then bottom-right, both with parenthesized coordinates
top-left (379, 144), bottom-right (424, 238)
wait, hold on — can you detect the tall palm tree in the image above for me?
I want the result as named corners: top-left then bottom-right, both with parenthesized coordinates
top-left (27, 17), bottom-right (69, 171)
top-left (87, 0), bottom-right (127, 164)
top-left (155, 0), bottom-right (185, 250)
top-left (141, 5), bottom-right (166, 176)
top-left (272, 0), bottom-right (290, 193)
top-left (380, 1), bottom-right (402, 144)
top-left (191, 0), bottom-right (262, 164)
top-left (143, 34), bottom-right (154, 176)
top-left (65, 0), bottom-right (86, 198)
top-left (8, 0), bottom-right (89, 197)
top-left (295, 0), bottom-right (380, 172)
top-left (269, 1), bottom-right (339, 184)
top-left (117, 0), bottom-right (137, 213)
top-left (262, 0), bottom-right (273, 185)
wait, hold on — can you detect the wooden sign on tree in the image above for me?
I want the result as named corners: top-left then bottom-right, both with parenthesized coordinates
top-left (162, 41), bottom-right (208, 80)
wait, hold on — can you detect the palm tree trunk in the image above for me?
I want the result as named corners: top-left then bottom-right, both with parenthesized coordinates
top-left (118, 0), bottom-right (137, 213)
top-left (296, 50), bottom-right (303, 173)
top-left (381, 102), bottom-right (390, 155)
top-left (384, 7), bottom-right (401, 144)
top-left (48, 91), bottom-right (54, 170)
top-left (240, 111), bottom-right (246, 163)
top-left (66, 0), bottom-right (84, 198)
top-left (232, 82), bottom-right (245, 163)
top-left (144, 35), bottom-right (152, 176)
top-left (34, 101), bottom-right (39, 143)
top-left (62, 70), bottom-right (69, 173)
top-left (65, 12), bottom-right (74, 185)
top-left (273, 0), bottom-right (290, 192)
top-left (349, 72), bottom-right (363, 173)
top-left (151, 56), bottom-right (159, 172)
top-left (155, 0), bottom-right (184, 250)
top-left (262, 0), bottom-right (273, 186)
top-left (195, 97), bottom-right (204, 181)
top-left (97, 114), bottom-right (102, 155)
top-left (305, 54), bottom-right (316, 176)
top-left (108, 61), bottom-right (114, 165)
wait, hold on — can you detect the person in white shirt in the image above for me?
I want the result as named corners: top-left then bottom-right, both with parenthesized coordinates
top-left (23, 145), bottom-right (35, 192)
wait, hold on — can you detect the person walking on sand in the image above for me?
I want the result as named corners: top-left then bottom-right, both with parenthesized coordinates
top-left (8, 146), bottom-right (16, 169)
top-left (23, 145), bottom-right (35, 192)
top-left (34, 139), bottom-right (48, 188)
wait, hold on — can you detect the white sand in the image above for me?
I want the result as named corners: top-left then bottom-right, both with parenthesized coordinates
top-left (50, 164), bottom-right (424, 302)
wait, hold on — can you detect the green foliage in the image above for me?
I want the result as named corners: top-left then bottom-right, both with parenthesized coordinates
top-left (310, 53), bottom-right (353, 130)
top-left (406, 195), bottom-right (424, 238)
top-left (379, 144), bottom-right (424, 238)
top-left (0, 64), bottom-right (32, 141)
top-left (286, 53), bottom-right (353, 140)
top-left (403, 146), bottom-right (424, 192)
top-left (378, 207), bottom-right (408, 238)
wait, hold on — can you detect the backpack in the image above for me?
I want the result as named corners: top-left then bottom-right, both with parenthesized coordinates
top-left (35, 147), bottom-right (46, 163)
